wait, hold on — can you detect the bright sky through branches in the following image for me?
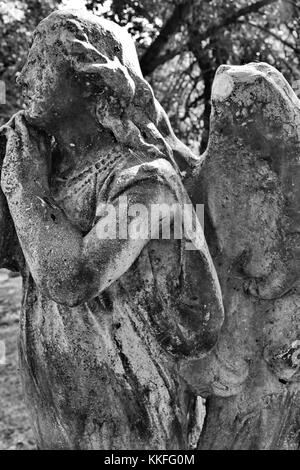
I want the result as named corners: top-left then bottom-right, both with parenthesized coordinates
top-left (61, 0), bottom-right (112, 14)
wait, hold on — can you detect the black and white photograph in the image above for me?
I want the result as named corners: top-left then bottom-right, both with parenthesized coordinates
top-left (0, 0), bottom-right (299, 453)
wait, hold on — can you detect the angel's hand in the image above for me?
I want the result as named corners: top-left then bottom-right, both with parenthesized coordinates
top-left (1, 111), bottom-right (51, 197)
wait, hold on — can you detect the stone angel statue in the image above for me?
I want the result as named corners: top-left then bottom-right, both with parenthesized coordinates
top-left (0, 9), bottom-right (224, 449)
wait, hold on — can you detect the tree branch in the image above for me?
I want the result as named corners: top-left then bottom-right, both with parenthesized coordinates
top-left (245, 20), bottom-right (299, 51)
top-left (191, 0), bottom-right (279, 42)
top-left (140, 0), bottom-right (193, 76)
top-left (140, 0), bottom-right (279, 76)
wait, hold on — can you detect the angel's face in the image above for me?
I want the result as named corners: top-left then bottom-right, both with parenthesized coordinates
top-left (17, 23), bottom-right (82, 130)
top-left (17, 26), bottom-right (58, 125)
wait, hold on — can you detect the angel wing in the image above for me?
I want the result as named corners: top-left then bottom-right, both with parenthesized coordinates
top-left (182, 62), bottom-right (300, 449)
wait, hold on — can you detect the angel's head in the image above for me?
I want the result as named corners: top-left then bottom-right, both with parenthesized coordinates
top-left (18, 9), bottom-right (140, 122)
top-left (17, 9), bottom-right (197, 170)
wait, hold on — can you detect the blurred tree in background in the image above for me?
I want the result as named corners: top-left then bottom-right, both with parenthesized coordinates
top-left (1, 0), bottom-right (300, 153)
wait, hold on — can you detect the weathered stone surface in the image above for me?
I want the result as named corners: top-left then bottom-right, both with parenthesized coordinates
top-left (0, 10), bottom-right (224, 449)
top-left (183, 63), bottom-right (300, 449)
top-left (0, 131), bottom-right (23, 272)
top-left (4, 8), bottom-right (299, 451)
